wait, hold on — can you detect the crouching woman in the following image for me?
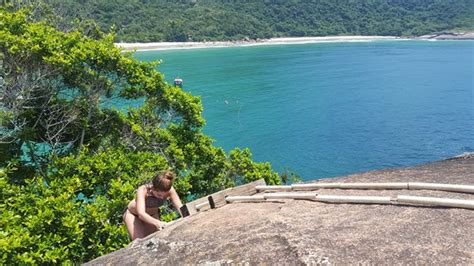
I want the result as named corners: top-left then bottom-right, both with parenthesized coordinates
top-left (123, 170), bottom-right (183, 240)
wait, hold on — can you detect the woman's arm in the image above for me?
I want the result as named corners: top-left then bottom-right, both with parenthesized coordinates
top-left (135, 186), bottom-right (165, 229)
top-left (169, 187), bottom-right (183, 216)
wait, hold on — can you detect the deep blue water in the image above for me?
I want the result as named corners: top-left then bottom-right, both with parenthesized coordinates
top-left (134, 41), bottom-right (474, 180)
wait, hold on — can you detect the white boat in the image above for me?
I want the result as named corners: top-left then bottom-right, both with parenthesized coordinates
top-left (173, 78), bottom-right (183, 87)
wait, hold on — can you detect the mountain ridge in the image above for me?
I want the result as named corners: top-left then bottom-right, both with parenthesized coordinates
top-left (42, 0), bottom-right (474, 42)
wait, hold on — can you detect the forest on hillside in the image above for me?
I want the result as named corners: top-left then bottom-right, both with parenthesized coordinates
top-left (38, 0), bottom-right (474, 42)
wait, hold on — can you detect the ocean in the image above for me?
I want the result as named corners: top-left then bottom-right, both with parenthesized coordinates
top-left (133, 40), bottom-right (474, 180)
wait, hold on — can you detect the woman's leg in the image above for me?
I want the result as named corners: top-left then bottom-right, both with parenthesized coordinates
top-left (123, 209), bottom-right (148, 240)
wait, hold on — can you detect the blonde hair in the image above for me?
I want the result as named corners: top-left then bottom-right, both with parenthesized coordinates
top-left (152, 170), bottom-right (175, 192)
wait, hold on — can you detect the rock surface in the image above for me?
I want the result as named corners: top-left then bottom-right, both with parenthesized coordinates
top-left (419, 32), bottom-right (474, 40)
top-left (86, 155), bottom-right (474, 265)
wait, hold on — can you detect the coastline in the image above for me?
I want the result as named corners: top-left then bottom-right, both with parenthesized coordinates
top-left (115, 36), bottom-right (406, 51)
top-left (115, 33), bottom-right (474, 51)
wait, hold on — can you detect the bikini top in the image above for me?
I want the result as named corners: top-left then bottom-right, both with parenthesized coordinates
top-left (145, 185), bottom-right (166, 208)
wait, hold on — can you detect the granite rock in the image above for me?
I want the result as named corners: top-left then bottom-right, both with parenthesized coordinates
top-left (86, 156), bottom-right (474, 265)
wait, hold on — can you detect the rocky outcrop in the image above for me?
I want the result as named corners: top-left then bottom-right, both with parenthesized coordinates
top-left (418, 32), bottom-right (474, 40)
top-left (86, 155), bottom-right (474, 265)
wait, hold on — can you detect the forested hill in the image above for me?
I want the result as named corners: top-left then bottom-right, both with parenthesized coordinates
top-left (43, 0), bottom-right (473, 42)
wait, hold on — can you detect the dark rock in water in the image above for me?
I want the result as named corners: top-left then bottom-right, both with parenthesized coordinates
top-left (85, 156), bottom-right (474, 265)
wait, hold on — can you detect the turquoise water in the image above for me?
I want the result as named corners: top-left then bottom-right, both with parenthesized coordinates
top-left (134, 41), bottom-right (473, 180)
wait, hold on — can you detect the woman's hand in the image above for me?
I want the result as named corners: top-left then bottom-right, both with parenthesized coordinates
top-left (154, 221), bottom-right (168, 231)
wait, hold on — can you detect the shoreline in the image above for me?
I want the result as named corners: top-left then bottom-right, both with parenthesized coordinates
top-left (115, 36), bottom-right (406, 51)
top-left (115, 34), bottom-right (474, 51)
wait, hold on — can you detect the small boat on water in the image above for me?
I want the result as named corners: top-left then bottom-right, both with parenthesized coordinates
top-left (174, 78), bottom-right (183, 88)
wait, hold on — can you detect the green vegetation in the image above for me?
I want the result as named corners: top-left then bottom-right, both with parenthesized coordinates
top-left (36, 0), bottom-right (474, 42)
top-left (0, 7), bottom-right (280, 263)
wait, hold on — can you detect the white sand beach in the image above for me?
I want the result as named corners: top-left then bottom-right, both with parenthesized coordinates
top-left (115, 36), bottom-right (409, 51)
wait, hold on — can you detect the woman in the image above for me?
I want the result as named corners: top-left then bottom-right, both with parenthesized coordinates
top-left (123, 170), bottom-right (183, 240)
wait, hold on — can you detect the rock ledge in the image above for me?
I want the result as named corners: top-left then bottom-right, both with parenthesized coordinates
top-left (86, 157), bottom-right (474, 265)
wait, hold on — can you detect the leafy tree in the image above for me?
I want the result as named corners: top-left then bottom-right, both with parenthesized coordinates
top-left (0, 7), bottom-right (280, 264)
top-left (164, 20), bottom-right (188, 42)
